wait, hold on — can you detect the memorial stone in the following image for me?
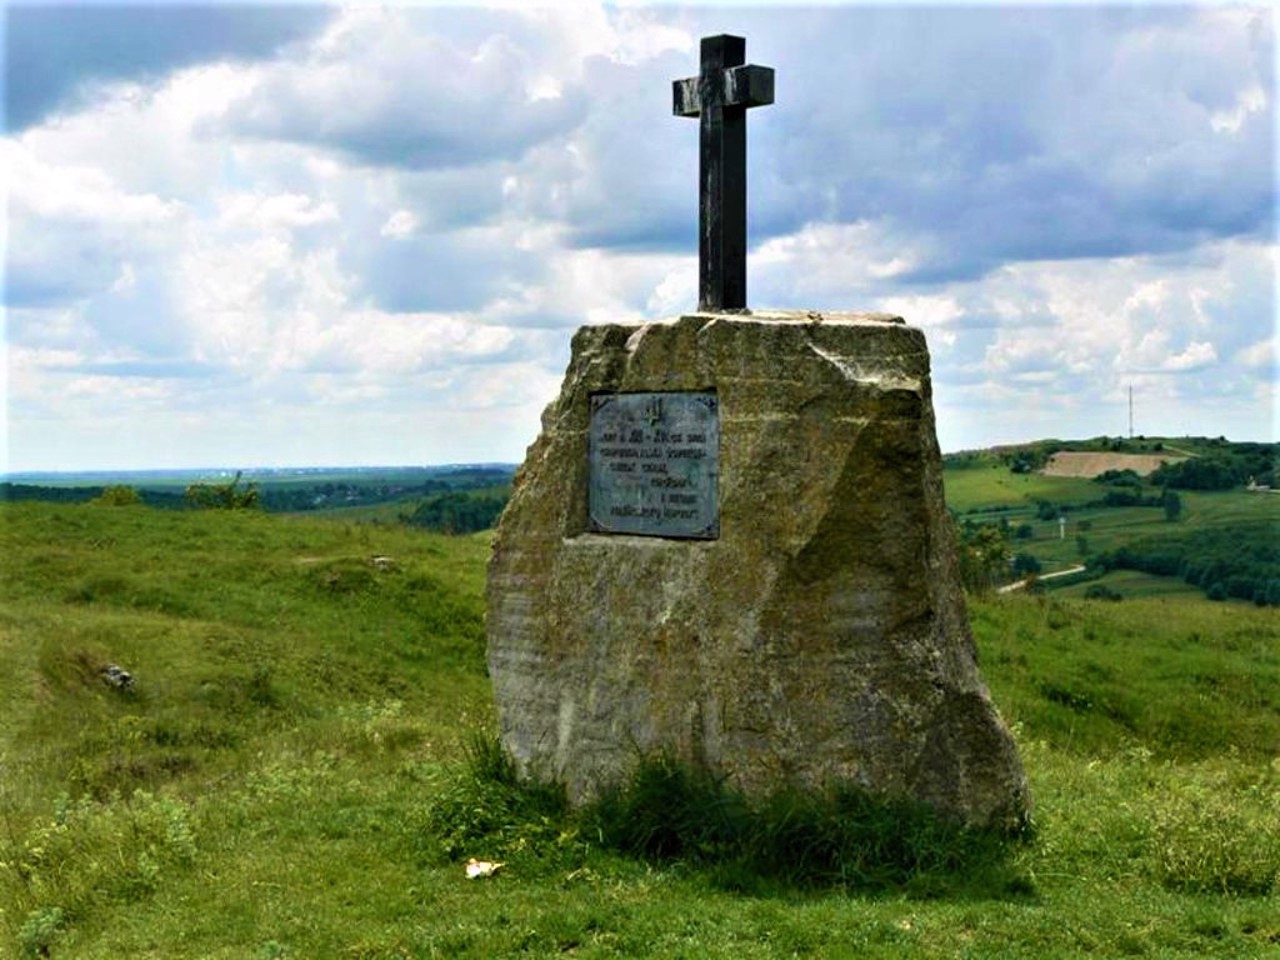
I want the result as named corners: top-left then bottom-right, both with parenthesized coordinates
top-left (485, 36), bottom-right (1029, 830)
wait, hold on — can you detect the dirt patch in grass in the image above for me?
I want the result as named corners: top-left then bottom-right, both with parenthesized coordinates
top-left (1042, 451), bottom-right (1183, 478)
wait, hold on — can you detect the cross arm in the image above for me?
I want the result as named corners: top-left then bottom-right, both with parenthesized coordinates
top-left (673, 77), bottom-right (700, 118)
top-left (672, 64), bottom-right (776, 118)
top-left (724, 65), bottom-right (775, 110)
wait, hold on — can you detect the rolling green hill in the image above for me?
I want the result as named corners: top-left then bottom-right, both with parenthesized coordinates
top-left (1, 501), bottom-right (1276, 958)
top-left (944, 439), bottom-right (1279, 602)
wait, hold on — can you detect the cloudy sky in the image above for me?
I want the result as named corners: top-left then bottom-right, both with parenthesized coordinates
top-left (3, 2), bottom-right (1275, 472)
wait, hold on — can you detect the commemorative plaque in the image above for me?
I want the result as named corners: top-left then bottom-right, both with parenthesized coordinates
top-left (588, 391), bottom-right (719, 539)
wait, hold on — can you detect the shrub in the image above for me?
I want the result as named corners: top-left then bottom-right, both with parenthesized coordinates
top-left (91, 485), bottom-right (142, 507)
top-left (1094, 469), bottom-right (1142, 486)
top-left (185, 471), bottom-right (260, 510)
top-left (957, 522), bottom-right (1011, 593)
top-left (1012, 553), bottom-right (1042, 577)
top-left (1084, 584), bottom-right (1123, 602)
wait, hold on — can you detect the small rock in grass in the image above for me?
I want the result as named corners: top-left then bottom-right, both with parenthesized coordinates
top-left (102, 664), bottom-right (134, 691)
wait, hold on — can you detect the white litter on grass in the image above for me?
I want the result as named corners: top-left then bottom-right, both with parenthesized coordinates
top-left (465, 858), bottom-right (504, 879)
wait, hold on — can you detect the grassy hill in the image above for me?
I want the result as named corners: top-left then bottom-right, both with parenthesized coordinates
top-left (2, 501), bottom-right (1278, 958)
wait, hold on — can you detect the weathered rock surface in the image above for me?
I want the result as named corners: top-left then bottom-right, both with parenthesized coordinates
top-left (486, 311), bottom-right (1029, 829)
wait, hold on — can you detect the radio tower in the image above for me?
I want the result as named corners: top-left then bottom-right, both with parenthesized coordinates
top-left (1128, 386), bottom-right (1134, 440)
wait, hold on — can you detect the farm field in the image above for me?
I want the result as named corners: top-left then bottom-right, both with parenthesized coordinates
top-left (286, 499), bottom-right (420, 524)
top-left (1040, 451), bottom-right (1182, 478)
top-left (1051, 569), bottom-right (1209, 601)
top-left (980, 490), bottom-right (1276, 568)
top-left (942, 464), bottom-right (1100, 512)
top-left (944, 458), bottom-right (1279, 587)
top-left (2, 501), bottom-right (1277, 958)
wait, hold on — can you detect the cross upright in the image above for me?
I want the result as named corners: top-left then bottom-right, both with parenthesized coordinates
top-left (674, 35), bottom-right (774, 312)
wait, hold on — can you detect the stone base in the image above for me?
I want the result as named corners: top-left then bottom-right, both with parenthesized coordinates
top-left (486, 311), bottom-right (1030, 829)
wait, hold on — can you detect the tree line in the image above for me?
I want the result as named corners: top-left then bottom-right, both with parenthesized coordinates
top-left (0, 483), bottom-right (186, 509)
top-left (401, 490), bottom-right (509, 535)
top-left (2, 467), bottom-right (516, 528)
top-left (1150, 444), bottom-right (1276, 490)
top-left (1092, 523), bottom-right (1280, 606)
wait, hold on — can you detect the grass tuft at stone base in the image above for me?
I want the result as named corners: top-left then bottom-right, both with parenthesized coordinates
top-left (426, 738), bottom-right (1034, 899)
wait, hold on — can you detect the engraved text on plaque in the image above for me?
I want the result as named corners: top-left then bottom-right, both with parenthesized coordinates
top-left (588, 392), bottom-right (719, 539)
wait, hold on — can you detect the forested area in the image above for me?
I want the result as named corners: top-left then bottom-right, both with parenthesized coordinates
top-left (402, 490), bottom-right (509, 534)
top-left (258, 468), bottom-right (514, 512)
top-left (1, 468), bottom-right (516, 530)
top-left (1094, 524), bottom-right (1280, 605)
top-left (1149, 442), bottom-right (1276, 490)
top-left (0, 483), bottom-right (186, 509)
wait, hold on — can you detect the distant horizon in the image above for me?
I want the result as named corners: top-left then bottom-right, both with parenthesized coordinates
top-left (0, 463), bottom-right (519, 482)
top-left (5, 432), bottom-right (1275, 483)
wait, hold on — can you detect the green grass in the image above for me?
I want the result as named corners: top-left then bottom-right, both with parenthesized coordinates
top-left (943, 465), bottom-right (1100, 513)
top-left (286, 500), bottom-right (419, 524)
top-left (2, 502), bottom-right (1278, 958)
top-left (1051, 569), bottom-right (1206, 600)
top-left (972, 594), bottom-right (1277, 761)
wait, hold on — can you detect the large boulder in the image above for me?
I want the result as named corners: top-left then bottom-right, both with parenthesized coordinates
top-left (486, 311), bottom-right (1029, 829)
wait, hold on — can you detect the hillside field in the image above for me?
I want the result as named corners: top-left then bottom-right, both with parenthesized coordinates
top-left (944, 454), bottom-right (1279, 596)
top-left (1, 502), bottom-right (1277, 958)
top-left (1039, 451), bottom-right (1187, 478)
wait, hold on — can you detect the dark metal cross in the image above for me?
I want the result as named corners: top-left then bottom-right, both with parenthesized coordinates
top-left (673, 35), bottom-right (774, 312)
